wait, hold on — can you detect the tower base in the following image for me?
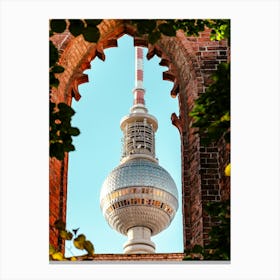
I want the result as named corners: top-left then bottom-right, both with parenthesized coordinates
top-left (123, 226), bottom-right (155, 254)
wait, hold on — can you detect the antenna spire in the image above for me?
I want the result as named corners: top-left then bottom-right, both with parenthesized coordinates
top-left (132, 47), bottom-right (145, 106)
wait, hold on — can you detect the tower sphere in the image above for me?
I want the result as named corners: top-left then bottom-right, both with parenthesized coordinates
top-left (100, 158), bottom-right (178, 236)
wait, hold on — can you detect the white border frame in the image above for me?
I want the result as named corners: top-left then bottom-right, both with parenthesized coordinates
top-left (0, 0), bottom-right (279, 279)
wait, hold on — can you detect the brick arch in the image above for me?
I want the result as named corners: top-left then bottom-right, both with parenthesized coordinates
top-left (51, 20), bottom-right (203, 110)
top-left (49, 19), bottom-right (230, 254)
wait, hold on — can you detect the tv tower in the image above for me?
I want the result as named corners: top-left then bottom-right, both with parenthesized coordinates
top-left (100, 47), bottom-right (178, 254)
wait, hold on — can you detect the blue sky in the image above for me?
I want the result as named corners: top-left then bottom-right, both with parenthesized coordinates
top-left (65, 34), bottom-right (183, 256)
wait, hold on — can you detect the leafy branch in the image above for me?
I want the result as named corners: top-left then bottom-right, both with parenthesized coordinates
top-left (50, 19), bottom-right (230, 46)
top-left (49, 219), bottom-right (95, 261)
top-left (190, 62), bottom-right (230, 145)
top-left (49, 20), bottom-right (104, 161)
top-left (50, 19), bottom-right (102, 42)
top-left (49, 102), bottom-right (80, 160)
top-left (130, 19), bottom-right (230, 44)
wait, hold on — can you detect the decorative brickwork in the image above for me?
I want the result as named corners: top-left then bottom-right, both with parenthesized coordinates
top-left (49, 19), bottom-right (230, 256)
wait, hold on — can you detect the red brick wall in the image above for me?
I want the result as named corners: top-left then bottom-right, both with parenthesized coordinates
top-left (154, 29), bottom-right (230, 249)
top-left (49, 19), bottom-right (230, 255)
top-left (82, 253), bottom-right (185, 262)
top-left (49, 154), bottom-right (68, 251)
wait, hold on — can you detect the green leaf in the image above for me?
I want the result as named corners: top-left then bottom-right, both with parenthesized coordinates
top-left (84, 240), bottom-right (94, 255)
top-left (220, 112), bottom-right (230, 122)
top-left (50, 19), bottom-right (67, 33)
top-left (69, 19), bottom-right (85, 36)
top-left (57, 103), bottom-right (75, 117)
top-left (49, 102), bottom-right (80, 160)
top-left (211, 29), bottom-right (216, 35)
top-left (50, 142), bottom-right (64, 160)
top-left (59, 230), bottom-right (68, 239)
top-left (136, 20), bottom-right (156, 34)
top-left (49, 41), bottom-right (59, 68)
top-left (54, 219), bottom-right (66, 230)
top-left (52, 65), bottom-right (65, 73)
top-left (67, 231), bottom-right (74, 240)
top-left (192, 244), bottom-right (204, 254)
top-left (73, 234), bottom-right (86, 250)
top-left (196, 19), bottom-right (206, 32)
top-left (68, 127), bottom-right (80, 136)
top-left (148, 30), bottom-right (161, 44)
top-left (158, 23), bottom-right (176, 36)
top-left (82, 26), bottom-right (100, 43)
top-left (64, 143), bottom-right (75, 152)
top-left (50, 101), bottom-right (56, 112)
top-left (50, 72), bottom-right (59, 88)
top-left (60, 230), bottom-right (73, 240)
top-left (85, 19), bottom-right (102, 27)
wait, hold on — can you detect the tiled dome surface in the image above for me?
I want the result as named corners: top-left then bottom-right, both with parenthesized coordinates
top-left (100, 158), bottom-right (178, 200)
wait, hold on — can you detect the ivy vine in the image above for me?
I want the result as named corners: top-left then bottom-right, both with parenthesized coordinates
top-left (190, 62), bottom-right (230, 145)
top-left (49, 219), bottom-right (95, 261)
top-left (49, 20), bottom-right (103, 161)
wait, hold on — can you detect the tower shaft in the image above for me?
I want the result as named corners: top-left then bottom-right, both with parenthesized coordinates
top-left (123, 226), bottom-right (155, 254)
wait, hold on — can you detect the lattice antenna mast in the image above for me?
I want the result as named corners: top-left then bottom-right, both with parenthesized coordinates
top-left (120, 47), bottom-right (158, 164)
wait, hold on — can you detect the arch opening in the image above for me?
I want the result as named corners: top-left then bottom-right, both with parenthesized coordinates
top-left (65, 34), bottom-right (183, 256)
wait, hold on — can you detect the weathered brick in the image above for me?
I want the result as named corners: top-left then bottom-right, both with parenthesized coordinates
top-left (217, 55), bottom-right (228, 60)
top-left (207, 46), bottom-right (227, 50)
top-left (200, 64), bottom-right (217, 70)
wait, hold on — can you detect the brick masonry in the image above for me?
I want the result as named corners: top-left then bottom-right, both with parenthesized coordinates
top-left (49, 19), bottom-right (230, 256)
top-left (79, 253), bottom-right (185, 262)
